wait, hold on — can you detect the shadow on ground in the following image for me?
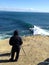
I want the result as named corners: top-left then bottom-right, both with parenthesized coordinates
top-left (0, 60), bottom-right (10, 63)
top-left (0, 53), bottom-right (11, 63)
top-left (0, 53), bottom-right (10, 56)
top-left (37, 58), bottom-right (49, 65)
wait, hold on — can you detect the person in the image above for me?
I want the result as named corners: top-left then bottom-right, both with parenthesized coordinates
top-left (9, 30), bottom-right (23, 61)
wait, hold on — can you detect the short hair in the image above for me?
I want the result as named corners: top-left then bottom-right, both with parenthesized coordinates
top-left (14, 30), bottom-right (18, 36)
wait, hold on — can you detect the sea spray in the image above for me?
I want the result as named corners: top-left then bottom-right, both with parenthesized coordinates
top-left (30, 25), bottom-right (49, 36)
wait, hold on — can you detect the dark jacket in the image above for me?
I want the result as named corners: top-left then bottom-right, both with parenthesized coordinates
top-left (9, 36), bottom-right (23, 47)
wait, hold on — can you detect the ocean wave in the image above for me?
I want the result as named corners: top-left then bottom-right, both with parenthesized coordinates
top-left (0, 16), bottom-right (33, 29)
top-left (0, 34), bottom-right (11, 40)
top-left (29, 25), bottom-right (49, 36)
top-left (1, 25), bottom-right (49, 40)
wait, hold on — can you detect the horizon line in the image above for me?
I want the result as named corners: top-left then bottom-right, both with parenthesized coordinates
top-left (0, 10), bottom-right (49, 13)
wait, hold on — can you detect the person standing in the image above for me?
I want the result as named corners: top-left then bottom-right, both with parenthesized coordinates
top-left (9, 30), bottom-right (23, 61)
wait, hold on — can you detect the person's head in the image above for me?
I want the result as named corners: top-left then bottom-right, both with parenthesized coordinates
top-left (13, 30), bottom-right (18, 36)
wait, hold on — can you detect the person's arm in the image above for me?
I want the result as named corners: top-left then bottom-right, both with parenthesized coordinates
top-left (9, 37), bottom-right (13, 46)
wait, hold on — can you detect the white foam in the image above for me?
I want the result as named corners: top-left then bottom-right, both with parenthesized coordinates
top-left (30, 25), bottom-right (49, 36)
top-left (0, 34), bottom-right (11, 40)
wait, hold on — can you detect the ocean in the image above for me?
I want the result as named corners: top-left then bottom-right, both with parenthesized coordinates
top-left (0, 11), bottom-right (49, 39)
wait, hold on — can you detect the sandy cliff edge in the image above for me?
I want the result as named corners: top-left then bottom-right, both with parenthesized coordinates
top-left (0, 35), bottom-right (49, 65)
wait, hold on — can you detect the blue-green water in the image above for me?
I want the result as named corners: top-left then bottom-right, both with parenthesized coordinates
top-left (0, 11), bottom-right (49, 39)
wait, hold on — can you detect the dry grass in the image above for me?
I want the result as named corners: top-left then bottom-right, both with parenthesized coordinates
top-left (0, 35), bottom-right (49, 65)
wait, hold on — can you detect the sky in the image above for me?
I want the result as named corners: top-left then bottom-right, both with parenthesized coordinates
top-left (0, 0), bottom-right (49, 12)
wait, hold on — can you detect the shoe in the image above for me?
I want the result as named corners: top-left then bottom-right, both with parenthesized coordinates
top-left (14, 59), bottom-right (18, 62)
top-left (9, 58), bottom-right (13, 62)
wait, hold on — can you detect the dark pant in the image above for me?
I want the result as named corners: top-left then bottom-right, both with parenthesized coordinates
top-left (10, 46), bottom-right (20, 61)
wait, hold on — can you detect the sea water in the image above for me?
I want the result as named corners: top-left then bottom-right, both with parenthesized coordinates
top-left (0, 11), bottom-right (49, 39)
